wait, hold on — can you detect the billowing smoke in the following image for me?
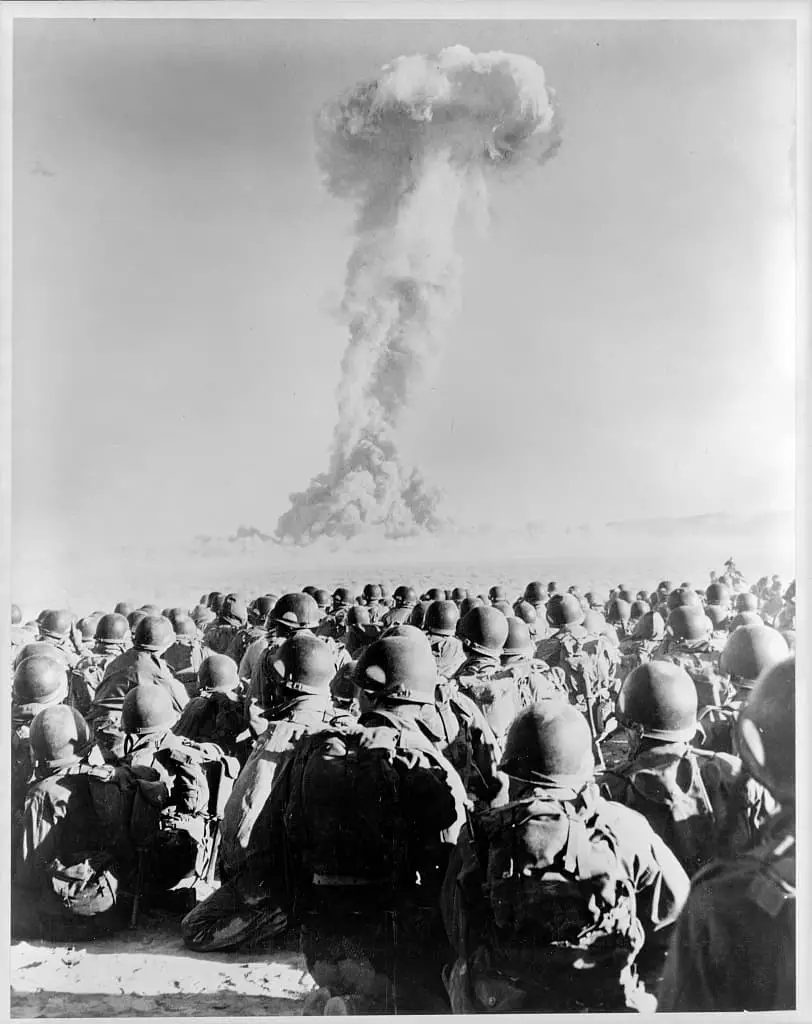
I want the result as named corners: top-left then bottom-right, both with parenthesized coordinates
top-left (276, 45), bottom-right (561, 545)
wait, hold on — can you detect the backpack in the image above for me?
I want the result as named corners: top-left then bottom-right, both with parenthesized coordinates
top-left (509, 661), bottom-right (565, 710)
top-left (433, 683), bottom-right (476, 793)
top-left (204, 623), bottom-right (239, 657)
top-left (555, 633), bottom-right (616, 733)
top-left (603, 749), bottom-right (717, 877)
top-left (662, 645), bottom-right (724, 711)
top-left (284, 726), bottom-right (409, 890)
top-left (284, 723), bottom-right (456, 895)
top-left (46, 852), bottom-right (119, 919)
top-left (473, 789), bottom-right (642, 985)
top-left (456, 669), bottom-right (521, 745)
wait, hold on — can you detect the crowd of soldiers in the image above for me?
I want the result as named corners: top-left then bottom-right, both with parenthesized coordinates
top-left (8, 561), bottom-right (797, 1013)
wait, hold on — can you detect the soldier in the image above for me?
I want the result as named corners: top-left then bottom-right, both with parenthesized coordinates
top-left (441, 702), bottom-right (690, 1013)
top-left (162, 615), bottom-right (206, 697)
top-left (226, 596), bottom-right (274, 667)
top-left (316, 588), bottom-right (353, 641)
top-left (452, 606), bottom-right (520, 745)
top-left (12, 656), bottom-right (70, 847)
top-left (37, 609), bottom-right (83, 670)
top-left (511, 599), bottom-right (539, 642)
top-left (181, 633), bottom-right (353, 953)
top-left (343, 604), bottom-right (381, 658)
top-left (247, 593), bottom-right (342, 733)
top-left (654, 605), bottom-right (723, 712)
top-left (451, 586), bottom-right (468, 607)
top-left (617, 609), bottom-right (666, 681)
top-left (501, 617), bottom-right (563, 708)
top-left (380, 586), bottom-right (418, 628)
top-left (278, 633), bottom-right (469, 1013)
top-left (120, 685), bottom-right (238, 911)
top-left (69, 613), bottom-right (131, 715)
top-left (606, 598), bottom-right (632, 640)
top-left (87, 616), bottom-right (188, 761)
top-left (203, 594), bottom-right (248, 659)
top-left (658, 658), bottom-right (796, 1011)
top-left (190, 603), bottom-right (216, 633)
top-left (11, 705), bottom-right (153, 941)
top-left (423, 600), bottom-right (465, 680)
top-left (628, 599), bottom-right (650, 635)
top-left (75, 614), bottom-right (101, 654)
top-left (361, 583), bottom-right (385, 623)
top-left (696, 624), bottom-right (789, 755)
top-left (600, 662), bottom-right (773, 879)
top-left (174, 654), bottom-right (252, 763)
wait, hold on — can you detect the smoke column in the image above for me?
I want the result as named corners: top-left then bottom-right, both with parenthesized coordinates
top-left (276, 45), bottom-right (561, 545)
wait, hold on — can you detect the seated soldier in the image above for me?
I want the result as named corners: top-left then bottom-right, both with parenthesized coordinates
top-left (181, 633), bottom-right (352, 953)
top-left (12, 705), bottom-right (164, 942)
top-left (119, 685), bottom-right (239, 913)
top-left (173, 653), bottom-right (253, 764)
top-left (441, 701), bottom-right (690, 1013)
top-left (600, 662), bottom-right (774, 879)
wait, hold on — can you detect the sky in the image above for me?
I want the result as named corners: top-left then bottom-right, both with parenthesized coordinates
top-left (11, 15), bottom-right (797, 573)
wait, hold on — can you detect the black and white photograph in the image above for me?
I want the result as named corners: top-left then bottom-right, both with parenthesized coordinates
top-left (2, 1), bottom-right (806, 1017)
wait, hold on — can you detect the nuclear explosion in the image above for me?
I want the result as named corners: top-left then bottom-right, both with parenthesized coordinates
top-left (276, 46), bottom-right (562, 545)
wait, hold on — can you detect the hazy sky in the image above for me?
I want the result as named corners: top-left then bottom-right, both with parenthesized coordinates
top-left (12, 16), bottom-right (796, 567)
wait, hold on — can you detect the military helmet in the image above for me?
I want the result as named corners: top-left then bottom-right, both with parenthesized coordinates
top-left (503, 617), bottom-right (533, 658)
top-left (29, 706), bottom-right (91, 766)
top-left (408, 601), bottom-right (431, 629)
top-left (114, 601), bottom-right (134, 617)
top-left (704, 604), bottom-right (729, 631)
top-left (172, 615), bottom-right (199, 639)
top-left (500, 703), bottom-right (593, 782)
top-left (76, 615), bottom-right (101, 644)
top-left (667, 587), bottom-right (701, 612)
top-left (735, 592), bottom-right (759, 613)
top-left (606, 599), bottom-right (631, 625)
top-left (617, 662), bottom-right (698, 741)
top-left (164, 607), bottom-right (187, 627)
top-left (208, 592), bottom-right (226, 614)
top-left (13, 655), bottom-right (69, 708)
top-left (302, 586), bottom-right (318, 597)
top-left (730, 610), bottom-right (762, 630)
top-left (582, 610), bottom-right (608, 635)
top-left (198, 653), bottom-right (240, 693)
top-left (355, 633), bottom-right (436, 705)
top-left (362, 583), bottom-right (382, 603)
top-left (313, 589), bottom-right (332, 612)
top-left (392, 585), bottom-right (417, 607)
top-left (451, 586), bottom-right (468, 603)
top-left (584, 591), bottom-right (605, 610)
top-left (11, 603), bottom-right (22, 625)
top-left (251, 595), bottom-right (277, 623)
top-left (424, 599), bottom-right (460, 637)
top-left (272, 593), bottom-right (320, 631)
top-left (133, 615), bottom-right (175, 652)
top-left (546, 593), bottom-right (585, 628)
top-left (38, 608), bottom-right (72, 641)
top-left (488, 585), bottom-right (508, 604)
top-left (138, 604), bottom-right (162, 616)
top-left (512, 600), bottom-right (538, 627)
top-left (523, 581), bottom-right (545, 605)
top-left (127, 609), bottom-right (148, 634)
top-left (460, 606), bottom-right (509, 656)
top-left (221, 594), bottom-right (247, 623)
top-left (657, 580), bottom-right (673, 594)
top-left (425, 587), bottom-right (444, 602)
top-left (95, 612), bottom-right (130, 644)
top-left (736, 657), bottom-right (794, 803)
top-left (459, 595), bottom-right (484, 618)
top-left (331, 587), bottom-right (353, 607)
top-left (630, 600), bottom-right (650, 620)
top-left (190, 604), bottom-right (215, 629)
top-left (346, 604), bottom-right (371, 628)
top-left (121, 684), bottom-right (177, 736)
top-left (667, 605), bottom-right (711, 642)
top-left (12, 641), bottom-right (67, 672)
top-left (618, 659), bottom-right (700, 741)
top-left (720, 625), bottom-right (789, 687)
top-left (705, 583), bottom-right (729, 606)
